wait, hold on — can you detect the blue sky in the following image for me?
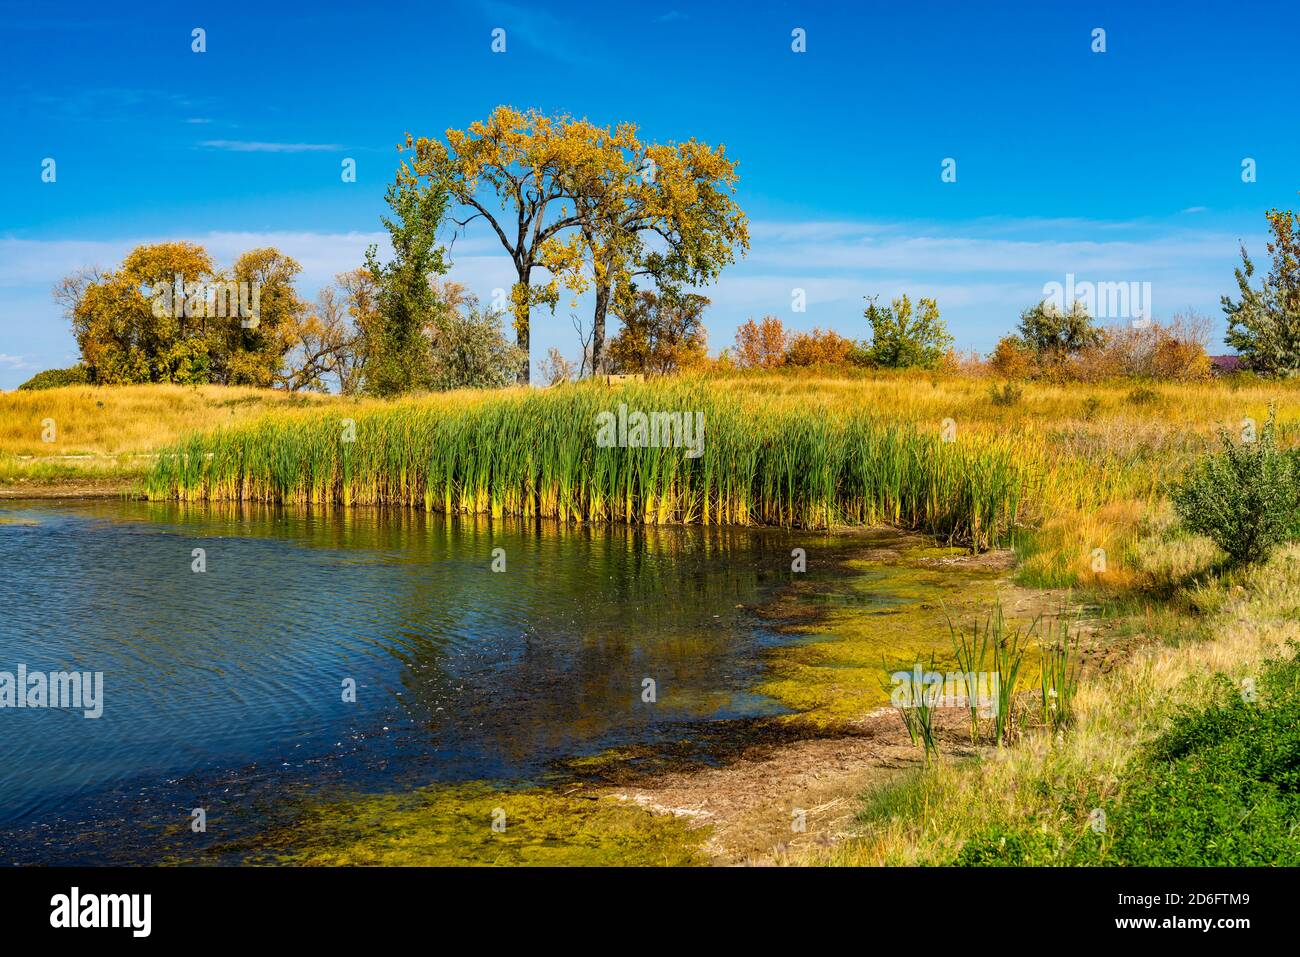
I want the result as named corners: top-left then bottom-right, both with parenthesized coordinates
top-left (1, 0), bottom-right (1298, 388)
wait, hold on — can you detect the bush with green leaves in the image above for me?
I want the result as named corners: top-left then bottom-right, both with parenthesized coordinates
top-left (17, 366), bottom-right (90, 390)
top-left (430, 306), bottom-right (526, 391)
top-left (1171, 408), bottom-right (1300, 565)
top-left (987, 382), bottom-right (1023, 407)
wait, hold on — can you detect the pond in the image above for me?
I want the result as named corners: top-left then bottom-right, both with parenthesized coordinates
top-left (0, 499), bottom-right (869, 863)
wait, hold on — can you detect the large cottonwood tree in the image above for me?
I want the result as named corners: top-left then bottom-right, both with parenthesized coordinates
top-left (407, 107), bottom-right (585, 384)
top-left (543, 123), bottom-right (749, 374)
top-left (409, 107), bottom-right (749, 382)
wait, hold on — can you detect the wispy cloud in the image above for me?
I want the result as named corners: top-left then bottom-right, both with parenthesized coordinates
top-left (18, 85), bottom-right (200, 120)
top-left (481, 1), bottom-right (592, 65)
top-left (198, 140), bottom-right (344, 153)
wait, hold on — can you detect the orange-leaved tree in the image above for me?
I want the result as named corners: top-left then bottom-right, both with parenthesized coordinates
top-left (733, 316), bottom-right (788, 368)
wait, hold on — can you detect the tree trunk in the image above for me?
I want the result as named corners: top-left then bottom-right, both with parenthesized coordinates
top-left (514, 268), bottom-right (531, 385)
top-left (591, 282), bottom-right (610, 375)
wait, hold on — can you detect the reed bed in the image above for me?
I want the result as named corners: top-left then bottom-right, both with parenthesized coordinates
top-left (143, 380), bottom-right (1028, 550)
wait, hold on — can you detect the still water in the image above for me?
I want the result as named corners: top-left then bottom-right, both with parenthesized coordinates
top-left (0, 499), bottom-right (836, 862)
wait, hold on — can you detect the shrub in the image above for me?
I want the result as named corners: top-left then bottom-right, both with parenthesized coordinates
top-left (1017, 300), bottom-right (1103, 358)
top-left (987, 382), bottom-right (1023, 407)
top-left (1104, 315), bottom-right (1212, 381)
top-left (784, 327), bottom-right (854, 367)
top-left (1171, 407), bottom-right (1300, 565)
top-left (607, 291), bottom-right (709, 375)
top-left (987, 336), bottom-right (1035, 380)
top-left (430, 305), bottom-right (526, 390)
top-left (863, 294), bottom-right (953, 369)
top-left (1126, 385), bottom-right (1159, 405)
top-left (1102, 653), bottom-right (1300, 865)
top-left (17, 366), bottom-right (91, 390)
top-left (954, 652), bottom-right (1300, 866)
top-left (938, 347), bottom-right (985, 377)
top-left (1150, 335), bottom-right (1211, 381)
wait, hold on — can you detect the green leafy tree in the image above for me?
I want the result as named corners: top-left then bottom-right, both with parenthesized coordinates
top-left (543, 122), bottom-right (749, 374)
top-left (1223, 203), bottom-right (1300, 378)
top-left (864, 294), bottom-right (952, 369)
top-left (222, 247), bottom-right (305, 387)
top-left (17, 366), bottom-right (90, 390)
top-left (363, 167), bottom-right (450, 396)
top-left (408, 107), bottom-right (584, 384)
top-left (1017, 300), bottom-right (1103, 357)
top-left (67, 242), bottom-right (223, 384)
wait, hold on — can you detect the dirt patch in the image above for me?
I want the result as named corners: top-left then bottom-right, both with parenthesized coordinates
top-left (598, 535), bottom-right (1093, 865)
top-left (0, 480), bottom-right (138, 499)
top-left (604, 709), bottom-right (953, 864)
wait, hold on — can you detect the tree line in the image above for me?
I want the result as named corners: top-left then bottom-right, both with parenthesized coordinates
top-left (725, 197), bottom-right (1300, 382)
top-left (38, 106), bottom-right (750, 394)
top-left (29, 127), bottom-right (1300, 391)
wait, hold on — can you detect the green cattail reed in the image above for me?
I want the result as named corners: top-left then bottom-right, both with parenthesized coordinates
top-left (144, 379), bottom-right (1029, 550)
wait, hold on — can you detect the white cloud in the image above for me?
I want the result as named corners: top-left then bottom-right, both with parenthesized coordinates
top-left (198, 140), bottom-right (344, 153)
top-left (0, 213), bottom-right (1258, 389)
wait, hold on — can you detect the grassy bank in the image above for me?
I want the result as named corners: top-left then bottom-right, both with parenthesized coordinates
top-left (143, 379), bottom-right (1027, 549)
top-left (824, 536), bottom-right (1300, 865)
top-left (9, 370), bottom-right (1263, 584)
top-left (0, 384), bottom-right (340, 489)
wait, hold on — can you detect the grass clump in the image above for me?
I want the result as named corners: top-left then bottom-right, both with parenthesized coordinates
top-left (884, 653), bottom-right (941, 762)
top-left (987, 382), bottom-right (1023, 407)
top-left (948, 605), bottom-right (994, 745)
top-left (1039, 615), bottom-right (1080, 733)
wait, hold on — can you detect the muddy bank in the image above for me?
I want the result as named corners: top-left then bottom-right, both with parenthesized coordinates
top-left (582, 534), bottom-right (1077, 864)
top-left (0, 479), bottom-right (138, 499)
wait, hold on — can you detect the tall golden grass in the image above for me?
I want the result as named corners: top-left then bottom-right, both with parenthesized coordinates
top-left (0, 384), bottom-right (344, 487)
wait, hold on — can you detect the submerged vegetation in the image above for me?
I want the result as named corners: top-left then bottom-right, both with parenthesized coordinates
top-left (229, 782), bottom-right (706, 866)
